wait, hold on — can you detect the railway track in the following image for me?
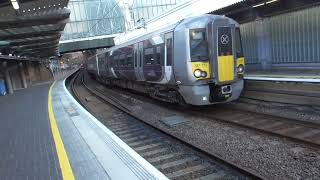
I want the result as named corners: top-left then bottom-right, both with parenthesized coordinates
top-left (68, 71), bottom-right (260, 180)
top-left (76, 72), bottom-right (320, 149)
top-left (191, 106), bottom-right (320, 148)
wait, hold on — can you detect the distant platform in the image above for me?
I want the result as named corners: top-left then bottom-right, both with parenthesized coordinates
top-left (245, 70), bottom-right (320, 83)
top-left (0, 73), bottom-right (167, 180)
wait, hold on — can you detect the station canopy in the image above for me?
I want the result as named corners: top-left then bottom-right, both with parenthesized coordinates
top-left (0, 0), bottom-right (70, 59)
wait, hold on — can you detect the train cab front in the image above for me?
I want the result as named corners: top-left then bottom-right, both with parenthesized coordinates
top-left (207, 24), bottom-right (245, 104)
top-left (179, 16), bottom-right (245, 106)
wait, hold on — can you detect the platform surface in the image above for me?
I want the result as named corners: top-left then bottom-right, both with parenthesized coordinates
top-left (245, 69), bottom-right (320, 82)
top-left (50, 79), bottom-right (167, 180)
top-left (0, 83), bottom-right (62, 180)
top-left (0, 75), bottom-right (167, 180)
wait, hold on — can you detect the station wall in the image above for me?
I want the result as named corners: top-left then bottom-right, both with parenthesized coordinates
top-left (240, 5), bottom-right (320, 70)
top-left (0, 61), bottom-right (53, 94)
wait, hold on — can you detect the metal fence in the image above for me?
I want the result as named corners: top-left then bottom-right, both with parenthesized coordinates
top-left (240, 5), bottom-right (320, 65)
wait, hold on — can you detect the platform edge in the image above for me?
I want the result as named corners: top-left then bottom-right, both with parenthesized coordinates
top-left (48, 81), bottom-right (75, 180)
top-left (62, 78), bottom-right (169, 180)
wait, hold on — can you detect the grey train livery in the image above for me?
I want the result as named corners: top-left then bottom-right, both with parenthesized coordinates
top-left (86, 14), bottom-right (245, 106)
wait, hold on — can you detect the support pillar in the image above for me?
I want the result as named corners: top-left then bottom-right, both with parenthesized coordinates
top-left (255, 18), bottom-right (272, 71)
top-left (19, 62), bottom-right (27, 88)
top-left (2, 61), bottom-right (13, 94)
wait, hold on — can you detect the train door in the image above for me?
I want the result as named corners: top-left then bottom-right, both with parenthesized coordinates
top-left (207, 21), bottom-right (235, 84)
top-left (104, 52), bottom-right (110, 77)
top-left (136, 42), bottom-right (144, 81)
top-left (95, 55), bottom-right (100, 76)
top-left (160, 32), bottom-right (174, 83)
top-left (134, 43), bottom-right (140, 80)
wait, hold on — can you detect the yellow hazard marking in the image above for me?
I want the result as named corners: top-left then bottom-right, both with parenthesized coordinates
top-left (218, 55), bottom-right (235, 82)
top-left (48, 81), bottom-right (75, 180)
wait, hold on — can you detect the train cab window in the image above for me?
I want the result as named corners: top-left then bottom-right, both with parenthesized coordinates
top-left (190, 29), bottom-right (209, 62)
top-left (235, 28), bottom-right (244, 58)
top-left (144, 47), bottom-right (155, 65)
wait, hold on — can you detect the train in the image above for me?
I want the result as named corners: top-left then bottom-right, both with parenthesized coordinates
top-left (86, 14), bottom-right (245, 106)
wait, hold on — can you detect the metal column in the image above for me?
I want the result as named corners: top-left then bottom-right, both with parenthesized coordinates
top-left (2, 62), bottom-right (13, 94)
top-left (19, 62), bottom-right (27, 88)
top-left (256, 18), bottom-right (272, 70)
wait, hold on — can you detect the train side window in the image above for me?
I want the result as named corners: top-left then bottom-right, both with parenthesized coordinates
top-left (109, 55), bottom-right (113, 66)
top-left (166, 38), bottom-right (173, 65)
top-left (127, 54), bottom-right (133, 66)
top-left (127, 47), bottom-right (134, 67)
top-left (98, 54), bottom-right (104, 68)
top-left (235, 28), bottom-right (244, 58)
top-left (144, 47), bottom-right (154, 65)
top-left (114, 55), bottom-right (119, 67)
top-left (156, 46), bottom-right (162, 65)
top-left (134, 51), bottom-right (138, 67)
top-left (120, 54), bottom-right (126, 67)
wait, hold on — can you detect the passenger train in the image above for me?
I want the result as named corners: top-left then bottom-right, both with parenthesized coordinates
top-left (86, 14), bottom-right (245, 106)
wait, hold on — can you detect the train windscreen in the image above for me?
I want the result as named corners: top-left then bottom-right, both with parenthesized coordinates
top-left (235, 28), bottom-right (244, 58)
top-left (190, 29), bottom-right (209, 62)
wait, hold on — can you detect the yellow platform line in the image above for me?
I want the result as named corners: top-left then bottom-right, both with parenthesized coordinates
top-left (48, 81), bottom-right (75, 180)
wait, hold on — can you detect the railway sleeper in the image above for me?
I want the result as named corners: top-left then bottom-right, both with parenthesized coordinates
top-left (116, 129), bottom-right (148, 138)
top-left (135, 144), bottom-right (168, 154)
top-left (124, 134), bottom-right (159, 143)
top-left (166, 163), bottom-right (214, 180)
top-left (112, 127), bottom-right (145, 136)
top-left (134, 142), bottom-right (166, 152)
top-left (157, 156), bottom-right (201, 173)
top-left (147, 153), bottom-right (185, 165)
top-left (128, 137), bottom-right (164, 147)
top-left (140, 148), bottom-right (171, 158)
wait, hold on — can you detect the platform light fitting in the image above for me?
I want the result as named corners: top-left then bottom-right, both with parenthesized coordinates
top-left (253, 0), bottom-right (278, 8)
top-left (11, 0), bottom-right (19, 10)
top-left (266, 0), bottom-right (278, 4)
top-left (252, 3), bottom-right (264, 8)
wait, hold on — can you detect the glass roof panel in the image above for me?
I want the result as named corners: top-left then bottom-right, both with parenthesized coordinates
top-left (61, 0), bottom-right (189, 41)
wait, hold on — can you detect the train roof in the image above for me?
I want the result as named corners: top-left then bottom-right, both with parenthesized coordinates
top-left (106, 23), bottom-right (178, 52)
top-left (93, 14), bottom-right (238, 57)
top-left (107, 14), bottom-right (236, 53)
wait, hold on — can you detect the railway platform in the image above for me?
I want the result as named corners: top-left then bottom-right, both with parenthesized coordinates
top-left (245, 69), bottom-right (320, 83)
top-left (0, 74), bottom-right (167, 180)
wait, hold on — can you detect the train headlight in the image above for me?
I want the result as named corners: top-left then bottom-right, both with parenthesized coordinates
top-left (237, 65), bottom-right (244, 73)
top-left (201, 71), bottom-right (207, 78)
top-left (194, 69), bottom-right (202, 78)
